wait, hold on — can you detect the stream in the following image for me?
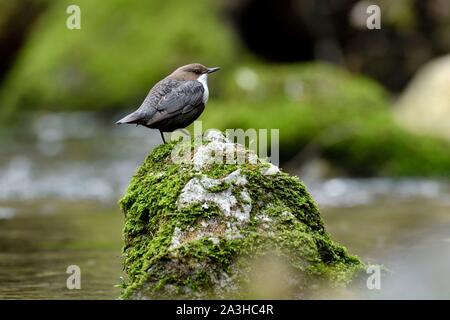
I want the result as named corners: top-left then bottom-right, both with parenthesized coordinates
top-left (1, 112), bottom-right (449, 299)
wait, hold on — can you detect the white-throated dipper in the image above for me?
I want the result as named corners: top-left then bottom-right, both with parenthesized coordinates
top-left (116, 63), bottom-right (220, 143)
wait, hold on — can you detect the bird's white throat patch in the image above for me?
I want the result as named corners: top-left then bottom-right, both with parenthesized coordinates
top-left (197, 73), bottom-right (209, 104)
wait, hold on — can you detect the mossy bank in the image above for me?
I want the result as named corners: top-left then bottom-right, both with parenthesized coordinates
top-left (203, 63), bottom-right (450, 177)
top-left (119, 131), bottom-right (364, 299)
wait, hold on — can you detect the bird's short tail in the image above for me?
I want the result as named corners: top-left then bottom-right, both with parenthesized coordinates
top-left (115, 112), bottom-right (142, 125)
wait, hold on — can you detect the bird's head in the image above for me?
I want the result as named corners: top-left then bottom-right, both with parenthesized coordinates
top-left (169, 63), bottom-right (220, 81)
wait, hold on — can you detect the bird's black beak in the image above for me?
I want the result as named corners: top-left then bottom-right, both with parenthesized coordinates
top-left (207, 67), bottom-right (220, 74)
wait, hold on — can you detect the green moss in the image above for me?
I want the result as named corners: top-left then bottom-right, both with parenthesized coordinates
top-left (0, 0), bottom-right (237, 116)
top-left (119, 135), bottom-right (364, 299)
top-left (203, 163), bottom-right (239, 179)
top-left (201, 63), bottom-right (450, 177)
top-left (205, 181), bottom-right (231, 193)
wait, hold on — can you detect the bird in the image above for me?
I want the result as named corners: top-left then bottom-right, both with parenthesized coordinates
top-left (116, 63), bottom-right (220, 143)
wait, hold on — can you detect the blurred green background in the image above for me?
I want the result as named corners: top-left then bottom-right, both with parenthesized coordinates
top-left (0, 0), bottom-right (450, 299)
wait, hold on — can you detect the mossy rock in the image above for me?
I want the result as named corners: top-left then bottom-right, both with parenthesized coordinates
top-left (217, 63), bottom-right (389, 106)
top-left (202, 63), bottom-right (389, 160)
top-left (119, 131), bottom-right (364, 299)
top-left (202, 63), bottom-right (450, 177)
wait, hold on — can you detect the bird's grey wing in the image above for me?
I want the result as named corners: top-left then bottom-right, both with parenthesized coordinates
top-left (146, 80), bottom-right (204, 125)
top-left (132, 79), bottom-right (179, 121)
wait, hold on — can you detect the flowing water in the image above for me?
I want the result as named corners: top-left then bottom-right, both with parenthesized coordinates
top-left (1, 112), bottom-right (449, 299)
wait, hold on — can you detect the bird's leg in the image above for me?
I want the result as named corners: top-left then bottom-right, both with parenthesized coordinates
top-left (159, 130), bottom-right (166, 144)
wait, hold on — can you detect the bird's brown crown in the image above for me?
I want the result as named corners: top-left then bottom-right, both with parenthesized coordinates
top-left (168, 63), bottom-right (218, 81)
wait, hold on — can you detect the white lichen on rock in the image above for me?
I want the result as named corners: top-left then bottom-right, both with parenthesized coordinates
top-left (204, 130), bottom-right (228, 143)
top-left (191, 130), bottom-right (258, 170)
top-left (260, 163), bottom-right (281, 176)
top-left (172, 168), bottom-right (253, 249)
top-left (178, 169), bottom-right (251, 220)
